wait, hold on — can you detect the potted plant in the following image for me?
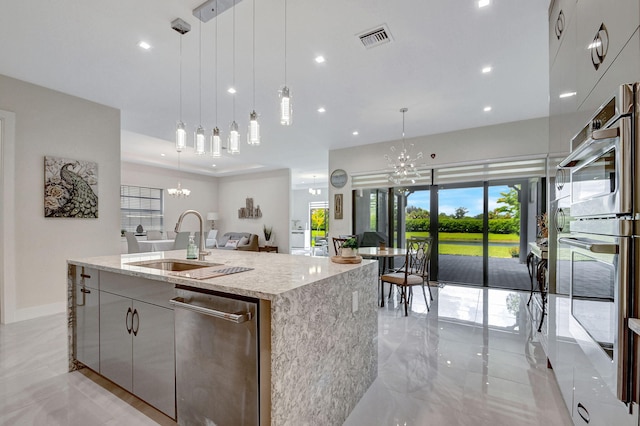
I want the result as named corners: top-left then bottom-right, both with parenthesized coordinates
top-left (509, 246), bottom-right (520, 258)
top-left (341, 237), bottom-right (359, 258)
top-left (263, 225), bottom-right (273, 246)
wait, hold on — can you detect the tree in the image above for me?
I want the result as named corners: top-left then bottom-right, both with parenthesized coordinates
top-left (311, 209), bottom-right (326, 231)
top-left (495, 186), bottom-right (521, 219)
top-left (454, 207), bottom-right (468, 219)
top-left (406, 206), bottom-right (429, 219)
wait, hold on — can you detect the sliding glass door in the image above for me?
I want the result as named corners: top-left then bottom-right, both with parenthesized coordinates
top-left (352, 179), bottom-right (530, 289)
top-left (487, 183), bottom-right (529, 290)
top-left (437, 185), bottom-right (484, 285)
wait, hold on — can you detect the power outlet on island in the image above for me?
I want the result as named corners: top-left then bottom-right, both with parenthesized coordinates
top-left (352, 291), bottom-right (358, 313)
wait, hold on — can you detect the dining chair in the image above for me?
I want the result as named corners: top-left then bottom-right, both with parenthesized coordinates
top-left (173, 231), bottom-right (191, 250)
top-left (146, 230), bottom-right (162, 240)
top-left (332, 237), bottom-right (350, 256)
top-left (125, 231), bottom-right (142, 254)
top-left (380, 236), bottom-right (433, 316)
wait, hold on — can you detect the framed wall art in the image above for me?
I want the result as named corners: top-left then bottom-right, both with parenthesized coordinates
top-left (44, 156), bottom-right (98, 218)
top-left (334, 193), bottom-right (343, 220)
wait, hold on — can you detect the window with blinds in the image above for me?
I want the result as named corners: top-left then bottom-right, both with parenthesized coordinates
top-left (120, 185), bottom-right (163, 233)
top-left (351, 156), bottom-right (553, 189)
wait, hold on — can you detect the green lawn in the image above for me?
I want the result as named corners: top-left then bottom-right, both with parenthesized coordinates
top-left (406, 231), bottom-right (520, 258)
top-left (406, 231), bottom-right (519, 242)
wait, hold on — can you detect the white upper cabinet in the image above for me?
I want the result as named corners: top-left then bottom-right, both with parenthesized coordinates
top-left (576, 0), bottom-right (640, 107)
top-left (549, 0), bottom-right (577, 68)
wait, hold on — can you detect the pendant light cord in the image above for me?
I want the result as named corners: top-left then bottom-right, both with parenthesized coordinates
top-left (179, 35), bottom-right (183, 121)
top-left (232, 0), bottom-right (236, 120)
top-left (252, 0), bottom-right (256, 108)
top-left (284, 0), bottom-right (287, 85)
top-left (199, 16), bottom-right (202, 126)
top-left (215, 0), bottom-right (218, 125)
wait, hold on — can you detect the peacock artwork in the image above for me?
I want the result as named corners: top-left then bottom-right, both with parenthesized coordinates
top-left (44, 156), bottom-right (98, 218)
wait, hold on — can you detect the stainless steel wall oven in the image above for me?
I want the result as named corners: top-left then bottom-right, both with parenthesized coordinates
top-left (559, 83), bottom-right (640, 406)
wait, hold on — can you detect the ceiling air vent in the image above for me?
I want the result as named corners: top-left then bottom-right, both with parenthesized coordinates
top-left (358, 25), bottom-right (392, 49)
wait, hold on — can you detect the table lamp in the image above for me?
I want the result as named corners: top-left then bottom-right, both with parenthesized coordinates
top-left (207, 212), bottom-right (219, 230)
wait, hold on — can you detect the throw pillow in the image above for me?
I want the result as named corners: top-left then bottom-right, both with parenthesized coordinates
top-left (225, 239), bottom-right (239, 248)
top-left (239, 236), bottom-right (249, 246)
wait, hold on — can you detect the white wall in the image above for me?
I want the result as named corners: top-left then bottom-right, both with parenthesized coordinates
top-left (0, 74), bottom-right (121, 323)
top-left (328, 116), bottom-right (550, 237)
top-left (121, 162), bottom-right (218, 234)
top-left (218, 169), bottom-right (290, 252)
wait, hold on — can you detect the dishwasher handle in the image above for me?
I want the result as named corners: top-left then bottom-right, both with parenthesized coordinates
top-left (170, 297), bottom-right (253, 323)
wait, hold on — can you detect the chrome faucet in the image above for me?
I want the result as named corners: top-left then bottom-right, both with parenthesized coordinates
top-left (175, 210), bottom-right (210, 261)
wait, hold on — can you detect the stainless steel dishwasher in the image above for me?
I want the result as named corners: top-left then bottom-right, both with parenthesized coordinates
top-left (170, 285), bottom-right (259, 426)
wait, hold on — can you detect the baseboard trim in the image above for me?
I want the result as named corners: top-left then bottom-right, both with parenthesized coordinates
top-left (14, 302), bottom-right (66, 323)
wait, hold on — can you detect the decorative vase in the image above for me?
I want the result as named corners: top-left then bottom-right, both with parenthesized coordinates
top-left (341, 248), bottom-right (356, 258)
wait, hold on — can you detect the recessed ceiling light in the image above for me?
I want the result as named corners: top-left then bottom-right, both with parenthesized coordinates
top-left (352, 131), bottom-right (359, 136)
top-left (559, 91), bottom-right (577, 98)
top-left (317, 107), bottom-right (326, 113)
top-left (478, 0), bottom-right (490, 8)
top-left (315, 55), bottom-right (325, 63)
top-left (228, 87), bottom-right (237, 94)
top-left (482, 66), bottom-right (492, 74)
top-left (211, 164), bottom-right (217, 167)
top-left (484, 106), bottom-right (492, 112)
top-left (138, 41), bottom-right (151, 50)
top-left (160, 153), bottom-right (166, 157)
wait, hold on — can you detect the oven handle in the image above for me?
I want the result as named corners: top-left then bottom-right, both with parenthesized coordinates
top-left (592, 127), bottom-right (619, 140)
top-left (559, 237), bottom-right (619, 254)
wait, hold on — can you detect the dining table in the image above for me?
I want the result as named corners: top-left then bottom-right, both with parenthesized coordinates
top-left (138, 239), bottom-right (175, 253)
top-left (357, 247), bottom-right (407, 307)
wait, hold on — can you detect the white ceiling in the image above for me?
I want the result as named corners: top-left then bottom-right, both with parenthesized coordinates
top-left (0, 0), bottom-right (549, 189)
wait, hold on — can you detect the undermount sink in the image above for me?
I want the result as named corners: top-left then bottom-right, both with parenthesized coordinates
top-left (127, 259), bottom-right (222, 272)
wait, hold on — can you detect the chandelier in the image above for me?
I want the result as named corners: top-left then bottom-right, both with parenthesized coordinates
top-left (308, 175), bottom-right (321, 196)
top-left (168, 152), bottom-right (191, 197)
top-left (385, 107), bottom-right (423, 185)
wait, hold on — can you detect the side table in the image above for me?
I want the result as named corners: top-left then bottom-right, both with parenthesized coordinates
top-left (259, 246), bottom-right (278, 253)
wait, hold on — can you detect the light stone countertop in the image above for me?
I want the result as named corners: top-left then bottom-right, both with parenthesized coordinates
top-left (68, 249), bottom-right (376, 300)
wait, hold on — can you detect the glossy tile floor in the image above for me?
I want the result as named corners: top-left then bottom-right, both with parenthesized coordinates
top-left (0, 284), bottom-right (572, 425)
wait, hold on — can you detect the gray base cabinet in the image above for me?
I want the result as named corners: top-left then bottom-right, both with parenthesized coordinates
top-left (99, 272), bottom-right (176, 419)
top-left (73, 266), bottom-right (100, 372)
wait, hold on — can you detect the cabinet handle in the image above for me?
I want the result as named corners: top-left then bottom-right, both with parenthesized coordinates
top-left (80, 288), bottom-right (91, 294)
top-left (80, 274), bottom-right (91, 279)
top-left (132, 309), bottom-right (139, 336)
top-left (170, 297), bottom-right (252, 323)
top-left (577, 402), bottom-right (590, 423)
top-left (126, 307), bottom-right (133, 334)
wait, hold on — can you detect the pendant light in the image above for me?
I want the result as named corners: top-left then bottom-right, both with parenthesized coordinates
top-left (195, 15), bottom-right (206, 155)
top-left (384, 108), bottom-right (423, 185)
top-left (228, 0), bottom-right (240, 154)
top-left (279, 0), bottom-right (292, 126)
top-left (172, 19), bottom-right (190, 152)
top-left (247, 0), bottom-right (260, 145)
top-left (211, 0), bottom-right (222, 158)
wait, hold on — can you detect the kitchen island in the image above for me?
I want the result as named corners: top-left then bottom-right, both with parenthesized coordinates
top-left (67, 249), bottom-right (378, 425)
